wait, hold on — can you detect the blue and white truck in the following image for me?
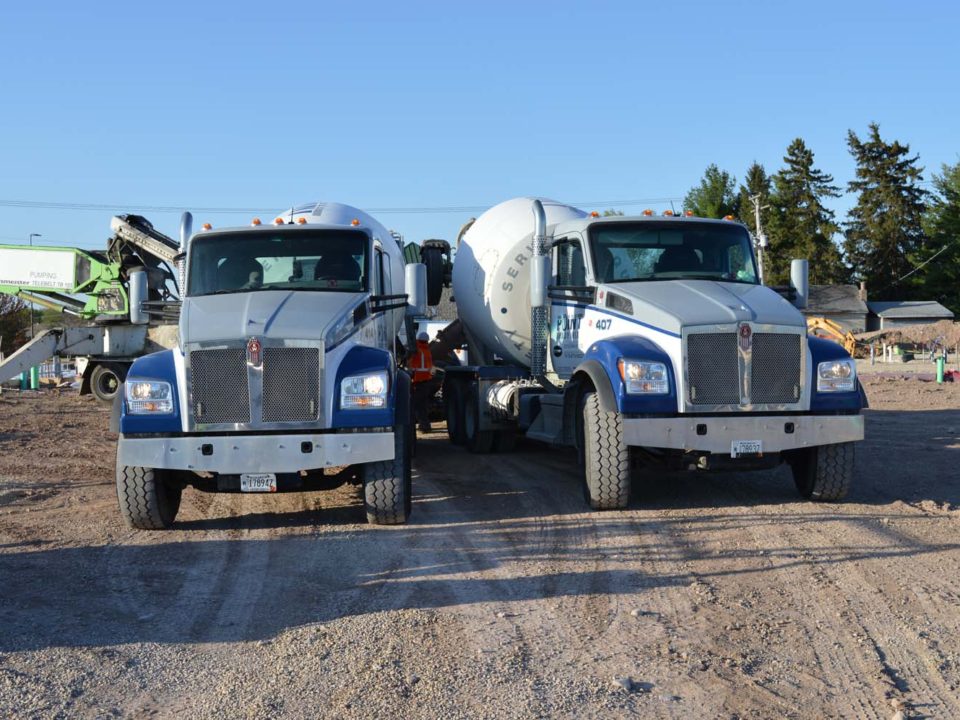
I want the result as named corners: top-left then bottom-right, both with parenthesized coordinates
top-left (115, 202), bottom-right (425, 528)
top-left (441, 198), bottom-right (865, 509)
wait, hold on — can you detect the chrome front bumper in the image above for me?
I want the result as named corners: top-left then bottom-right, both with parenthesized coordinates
top-left (117, 431), bottom-right (395, 473)
top-left (622, 414), bottom-right (863, 454)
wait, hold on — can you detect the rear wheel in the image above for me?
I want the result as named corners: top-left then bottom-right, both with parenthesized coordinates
top-left (789, 442), bottom-right (854, 502)
top-left (116, 461), bottom-right (182, 529)
top-left (493, 428), bottom-right (517, 453)
top-left (464, 385), bottom-right (495, 454)
top-left (445, 381), bottom-right (466, 445)
top-left (362, 423), bottom-right (412, 524)
top-left (421, 245), bottom-right (445, 306)
top-left (91, 363), bottom-right (127, 403)
top-left (581, 391), bottom-right (630, 509)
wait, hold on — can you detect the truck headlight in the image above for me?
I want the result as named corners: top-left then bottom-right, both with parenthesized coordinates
top-left (817, 359), bottom-right (856, 392)
top-left (126, 380), bottom-right (174, 414)
top-left (618, 359), bottom-right (669, 395)
top-left (341, 370), bottom-right (389, 409)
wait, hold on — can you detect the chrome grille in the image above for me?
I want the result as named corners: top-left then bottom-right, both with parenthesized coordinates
top-left (191, 348), bottom-right (250, 424)
top-left (262, 347), bottom-right (321, 422)
top-left (751, 333), bottom-right (802, 404)
top-left (687, 333), bottom-right (739, 405)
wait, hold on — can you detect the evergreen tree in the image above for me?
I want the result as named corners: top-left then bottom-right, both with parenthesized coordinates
top-left (736, 162), bottom-right (771, 236)
top-left (683, 164), bottom-right (740, 219)
top-left (843, 123), bottom-right (928, 299)
top-left (919, 160), bottom-right (960, 312)
top-left (765, 138), bottom-right (844, 285)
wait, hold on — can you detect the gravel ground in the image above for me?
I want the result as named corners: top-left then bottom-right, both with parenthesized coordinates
top-left (0, 377), bottom-right (958, 719)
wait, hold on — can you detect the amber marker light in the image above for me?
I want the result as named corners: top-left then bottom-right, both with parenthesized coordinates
top-left (590, 211), bottom-right (600, 218)
top-left (642, 209), bottom-right (653, 216)
top-left (351, 218), bottom-right (360, 226)
top-left (251, 218), bottom-right (262, 226)
top-left (201, 223), bottom-right (212, 231)
top-left (663, 210), bottom-right (674, 216)
top-left (296, 217), bottom-right (307, 225)
top-left (273, 217), bottom-right (284, 225)
top-left (684, 210), bottom-right (694, 217)
top-left (723, 215), bottom-right (735, 221)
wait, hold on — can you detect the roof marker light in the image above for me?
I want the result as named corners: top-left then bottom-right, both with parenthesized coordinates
top-left (296, 217), bottom-right (307, 225)
top-left (723, 214), bottom-right (735, 221)
top-left (663, 210), bottom-right (674, 217)
top-left (684, 210), bottom-right (694, 217)
top-left (642, 209), bottom-right (653, 216)
top-left (274, 217), bottom-right (284, 225)
top-left (351, 218), bottom-right (360, 226)
top-left (201, 222), bottom-right (212, 231)
top-left (590, 211), bottom-right (600, 218)
top-left (251, 218), bottom-right (262, 226)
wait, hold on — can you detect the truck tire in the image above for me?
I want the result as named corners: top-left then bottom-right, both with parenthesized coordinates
top-left (581, 391), bottom-right (630, 510)
top-left (91, 363), bottom-right (127, 404)
top-left (789, 442), bottom-right (854, 502)
top-left (494, 429), bottom-right (517, 453)
top-left (445, 381), bottom-right (466, 446)
top-left (421, 245), bottom-right (445, 306)
top-left (362, 423), bottom-right (412, 525)
top-left (464, 386), bottom-right (495, 454)
top-left (116, 463), bottom-right (182, 529)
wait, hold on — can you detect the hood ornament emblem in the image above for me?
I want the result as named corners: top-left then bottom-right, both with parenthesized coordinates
top-left (738, 323), bottom-right (752, 352)
top-left (247, 337), bottom-right (262, 367)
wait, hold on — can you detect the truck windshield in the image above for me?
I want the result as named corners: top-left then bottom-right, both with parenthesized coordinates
top-left (588, 222), bottom-right (759, 284)
top-left (187, 229), bottom-right (369, 296)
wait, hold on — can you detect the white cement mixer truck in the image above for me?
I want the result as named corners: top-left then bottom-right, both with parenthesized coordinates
top-left (440, 198), bottom-right (865, 509)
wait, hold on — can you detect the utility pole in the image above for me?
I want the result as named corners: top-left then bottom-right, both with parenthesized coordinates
top-left (28, 233), bottom-right (42, 339)
top-left (749, 195), bottom-right (769, 285)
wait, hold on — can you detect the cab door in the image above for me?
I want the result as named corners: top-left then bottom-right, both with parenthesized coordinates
top-left (548, 237), bottom-right (590, 379)
top-left (371, 244), bottom-right (392, 350)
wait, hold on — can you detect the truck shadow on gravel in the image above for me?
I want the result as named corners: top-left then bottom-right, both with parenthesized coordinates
top-left (2, 511), bottom-right (957, 653)
top-left (0, 407), bottom-right (955, 652)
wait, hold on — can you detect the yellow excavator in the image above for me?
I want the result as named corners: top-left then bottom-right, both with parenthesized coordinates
top-left (806, 317), bottom-right (860, 357)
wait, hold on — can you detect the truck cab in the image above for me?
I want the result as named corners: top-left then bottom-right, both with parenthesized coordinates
top-left (115, 202), bottom-right (423, 528)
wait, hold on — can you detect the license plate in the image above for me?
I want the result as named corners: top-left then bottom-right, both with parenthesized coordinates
top-left (731, 440), bottom-right (762, 458)
top-left (240, 473), bottom-right (277, 492)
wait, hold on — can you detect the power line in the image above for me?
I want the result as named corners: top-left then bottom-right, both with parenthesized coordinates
top-left (0, 196), bottom-right (684, 216)
top-left (894, 241), bottom-right (956, 284)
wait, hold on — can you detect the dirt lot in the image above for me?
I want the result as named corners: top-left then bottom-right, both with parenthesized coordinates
top-left (1, 376), bottom-right (958, 719)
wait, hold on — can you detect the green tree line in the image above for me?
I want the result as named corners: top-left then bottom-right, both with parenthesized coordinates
top-left (683, 124), bottom-right (960, 312)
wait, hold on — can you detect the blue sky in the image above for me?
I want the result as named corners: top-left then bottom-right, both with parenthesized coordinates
top-left (0, 1), bottom-right (957, 250)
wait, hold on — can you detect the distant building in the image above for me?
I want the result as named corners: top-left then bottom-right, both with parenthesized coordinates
top-left (867, 301), bottom-right (955, 330)
top-left (802, 285), bottom-right (869, 333)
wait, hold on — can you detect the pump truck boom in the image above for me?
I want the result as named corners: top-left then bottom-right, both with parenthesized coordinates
top-left (439, 198), bottom-right (864, 509)
top-left (115, 202), bottom-right (426, 528)
top-left (0, 215), bottom-right (181, 400)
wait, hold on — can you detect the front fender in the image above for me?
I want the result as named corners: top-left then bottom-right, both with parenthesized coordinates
top-left (572, 335), bottom-right (677, 414)
top-left (331, 345), bottom-right (400, 428)
top-left (808, 336), bottom-right (866, 412)
top-left (119, 350), bottom-right (182, 434)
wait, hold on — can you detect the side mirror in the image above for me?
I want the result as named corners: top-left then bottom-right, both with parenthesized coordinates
top-left (405, 263), bottom-right (426, 316)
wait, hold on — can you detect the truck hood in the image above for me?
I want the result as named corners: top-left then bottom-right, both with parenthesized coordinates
top-left (603, 281), bottom-right (804, 335)
top-left (179, 291), bottom-right (364, 345)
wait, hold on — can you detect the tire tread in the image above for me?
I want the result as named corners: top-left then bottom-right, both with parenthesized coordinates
top-left (582, 392), bottom-right (630, 509)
